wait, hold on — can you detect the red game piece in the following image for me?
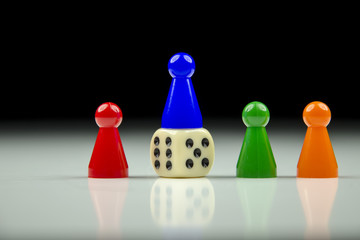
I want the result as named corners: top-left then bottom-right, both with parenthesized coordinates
top-left (88, 102), bottom-right (128, 178)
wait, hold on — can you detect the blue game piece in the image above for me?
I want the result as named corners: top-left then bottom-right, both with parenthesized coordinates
top-left (161, 53), bottom-right (203, 129)
top-left (150, 53), bottom-right (215, 178)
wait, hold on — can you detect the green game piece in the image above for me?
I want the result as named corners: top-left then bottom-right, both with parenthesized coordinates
top-left (236, 101), bottom-right (277, 178)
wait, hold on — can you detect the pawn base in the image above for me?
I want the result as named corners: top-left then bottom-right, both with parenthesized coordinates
top-left (88, 168), bottom-right (128, 178)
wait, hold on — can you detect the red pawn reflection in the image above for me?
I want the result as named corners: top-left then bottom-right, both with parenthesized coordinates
top-left (88, 178), bottom-right (129, 239)
top-left (89, 102), bottom-right (128, 178)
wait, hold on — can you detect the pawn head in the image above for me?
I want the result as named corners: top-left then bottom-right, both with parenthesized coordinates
top-left (303, 101), bottom-right (331, 127)
top-left (242, 101), bottom-right (270, 127)
top-left (95, 102), bottom-right (123, 128)
top-left (168, 52), bottom-right (195, 78)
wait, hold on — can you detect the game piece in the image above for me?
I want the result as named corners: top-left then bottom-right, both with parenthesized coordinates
top-left (88, 102), bottom-right (128, 178)
top-left (162, 53), bottom-right (202, 129)
top-left (150, 53), bottom-right (215, 178)
top-left (236, 101), bottom-right (277, 178)
top-left (297, 178), bottom-right (338, 239)
top-left (297, 101), bottom-right (338, 178)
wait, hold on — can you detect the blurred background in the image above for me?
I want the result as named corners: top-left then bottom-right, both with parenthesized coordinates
top-left (2, 4), bottom-right (359, 123)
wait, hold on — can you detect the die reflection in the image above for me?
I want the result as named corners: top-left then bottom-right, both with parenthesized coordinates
top-left (88, 178), bottom-right (129, 240)
top-left (297, 178), bottom-right (338, 240)
top-left (150, 178), bottom-right (215, 237)
top-left (236, 178), bottom-right (277, 239)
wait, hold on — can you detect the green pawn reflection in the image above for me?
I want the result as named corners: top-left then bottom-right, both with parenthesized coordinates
top-left (236, 101), bottom-right (277, 178)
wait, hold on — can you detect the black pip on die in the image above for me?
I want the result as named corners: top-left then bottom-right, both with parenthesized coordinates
top-left (150, 53), bottom-right (215, 177)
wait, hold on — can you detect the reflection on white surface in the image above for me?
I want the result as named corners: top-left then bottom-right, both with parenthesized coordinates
top-left (88, 178), bottom-right (129, 240)
top-left (150, 178), bottom-right (215, 238)
top-left (297, 178), bottom-right (338, 240)
top-left (236, 178), bottom-right (277, 238)
top-left (0, 123), bottom-right (359, 239)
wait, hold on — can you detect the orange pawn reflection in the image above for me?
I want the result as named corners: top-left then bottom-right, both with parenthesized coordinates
top-left (297, 101), bottom-right (338, 178)
top-left (297, 178), bottom-right (338, 240)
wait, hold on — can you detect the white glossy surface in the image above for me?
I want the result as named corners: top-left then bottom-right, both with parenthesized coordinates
top-left (0, 120), bottom-right (359, 239)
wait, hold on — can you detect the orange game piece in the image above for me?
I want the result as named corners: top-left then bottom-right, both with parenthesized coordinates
top-left (297, 101), bottom-right (338, 178)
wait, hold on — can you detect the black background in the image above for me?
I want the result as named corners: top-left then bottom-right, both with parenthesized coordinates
top-left (2, 4), bottom-right (359, 122)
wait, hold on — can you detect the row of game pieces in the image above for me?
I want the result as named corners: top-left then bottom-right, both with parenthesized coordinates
top-left (88, 53), bottom-right (338, 179)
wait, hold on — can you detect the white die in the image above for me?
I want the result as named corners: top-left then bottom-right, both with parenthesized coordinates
top-left (150, 128), bottom-right (215, 178)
